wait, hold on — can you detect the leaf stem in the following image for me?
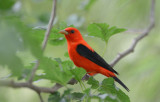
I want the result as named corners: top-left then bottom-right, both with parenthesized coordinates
top-left (79, 81), bottom-right (84, 92)
top-left (102, 42), bottom-right (108, 57)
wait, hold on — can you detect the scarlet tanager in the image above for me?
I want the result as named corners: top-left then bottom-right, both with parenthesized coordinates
top-left (59, 27), bottom-right (129, 91)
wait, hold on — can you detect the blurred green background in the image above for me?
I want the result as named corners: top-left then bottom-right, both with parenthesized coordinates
top-left (0, 0), bottom-right (160, 102)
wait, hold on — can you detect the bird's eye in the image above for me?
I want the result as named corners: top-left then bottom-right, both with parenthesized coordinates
top-left (71, 30), bottom-right (75, 33)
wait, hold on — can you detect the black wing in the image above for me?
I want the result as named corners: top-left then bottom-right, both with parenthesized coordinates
top-left (76, 44), bottom-right (118, 75)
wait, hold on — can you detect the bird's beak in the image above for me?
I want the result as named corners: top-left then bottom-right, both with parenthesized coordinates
top-left (59, 30), bottom-right (69, 35)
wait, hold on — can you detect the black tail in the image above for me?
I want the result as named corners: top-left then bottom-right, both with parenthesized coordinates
top-left (113, 77), bottom-right (130, 92)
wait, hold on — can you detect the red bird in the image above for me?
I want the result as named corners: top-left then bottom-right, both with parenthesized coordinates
top-left (59, 27), bottom-right (129, 91)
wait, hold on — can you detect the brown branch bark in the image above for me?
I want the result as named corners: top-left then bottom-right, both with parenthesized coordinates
top-left (28, 60), bottom-right (40, 83)
top-left (42, 0), bottom-right (57, 51)
top-left (0, 80), bottom-right (55, 93)
top-left (28, 0), bottom-right (57, 83)
top-left (110, 0), bottom-right (155, 67)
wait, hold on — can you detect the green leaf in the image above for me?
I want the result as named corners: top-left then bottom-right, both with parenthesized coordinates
top-left (61, 60), bottom-right (74, 71)
top-left (71, 68), bottom-right (86, 81)
top-left (89, 95), bottom-right (101, 102)
top-left (18, 67), bottom-right (32, 80)
top-left (98, 78), bottom-right (118, 95)
top-left (23, 29), bottom-right (44, 58)
top-left (62, 88), bottom-right (72, 97)
top-left (84, 88), bottom-right (91, 95)
top-left (35, 57), bottom-right (73, 85)
top-left (49, 89), bottom-right (84, 102)
top-left (88, 23), bottom-right (107, 38)
top-left (49, 22), bottom-right (74, 46)
top-left (107, 26), bottom-right (126, 38)
top-left (0, 0), bottom-right (15, 11)
top-left (0, 18), bottom-right (23, 76)
top-left (116, 90), bottom-right (130, 102)
top-left (104, 96), bottom-right (118, 102)
top-left (55, 58), bottom-right (74, 73)
top-left (87, 77), bottom-right (99, 89)
top-left (87, 23), bottom-right (126, 43)
top-left (0, 16), bottom-right (44, 77)
top-left (71, 92), bottom-right (84, 100)
top-left (99, 78), bottom-right (130, 102)
top-left (48, 92), bottom-right (61, 102)
top-left (49, 37), bottom-right (65, 46)
top-left (62, 89), bottom-right (84, 101)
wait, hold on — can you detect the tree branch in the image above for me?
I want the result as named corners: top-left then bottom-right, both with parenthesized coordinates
top-left (0, 80), bottom-right (55, 93)
top-left (28, 60), bottom-right (40, 83)
top-left (28, 0), bottom-right (57, 83)
top-left (42, 0), bottom-right (57, 51)
top-left (110, 0), bottom-right (155, 67)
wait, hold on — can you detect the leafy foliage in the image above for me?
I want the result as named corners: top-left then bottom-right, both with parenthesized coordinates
top-left (49, 22), bottom-right (73, 46)
top-left (48, 89), bottom-right (84, 102)
top-left (70, 68), bottom-right (86, 82)
top-left (18, 65), bottom-right (33, 80)
top-left (0, 0), bottom-right (15, 11)
top-left (35, 57), bottom-right (73, 85)
top-left (83, 78), bottom-right (130, 102)
top-left (87, 77), bottom-right (99, 89)
top-left (87, 23), bottom-right (126, 44)
top-left (0, 16), bottom-right (43, 76)
top-left (0, 1), bottom-right (129, 101)
top-left (47, 78), bottom-right (130, 102)
top-left (99, 78), bottom-right (130, 102)
top-left (48, 92), bottom-right (61, 102)
top-left (33, 57), bottom-right (86, 86)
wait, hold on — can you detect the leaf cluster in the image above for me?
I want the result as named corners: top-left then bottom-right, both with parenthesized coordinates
top-left (48, 78), bottom-right (130, 102)
top-left (88, 23), bottom-right (126, 44)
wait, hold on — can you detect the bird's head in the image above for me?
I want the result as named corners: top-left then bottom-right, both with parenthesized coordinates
top-left (59, 27), bottom-right (83, 42)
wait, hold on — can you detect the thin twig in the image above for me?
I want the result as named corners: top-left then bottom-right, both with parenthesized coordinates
top-left (28, 60), bottom-right (40, 83)
top-left (38, 92), bottom-right (44, 102)
top-left (28, 0), bottom-right (57, 83)
top-left (42, 0), bottom-right (57, 50)
top-left (110, 0), bottom-right (155, 67)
